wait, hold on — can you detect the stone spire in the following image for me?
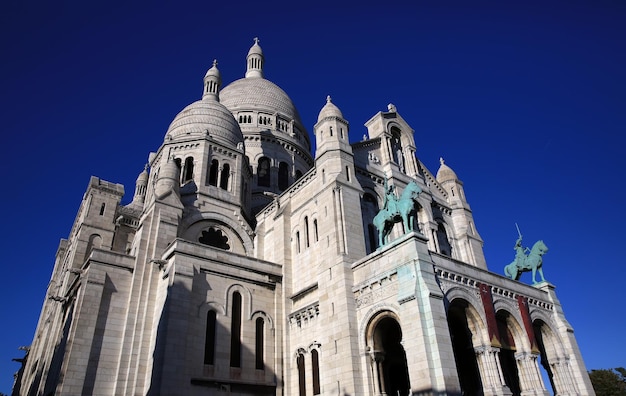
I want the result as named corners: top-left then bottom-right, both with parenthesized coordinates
top-left (245, 37), bottom-right (264, 78)
top-left (203, 59), bottom-right (221, 101)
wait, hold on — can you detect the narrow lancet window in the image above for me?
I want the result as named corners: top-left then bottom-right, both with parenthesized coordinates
top-left (297, 353), bottom-right (306, 396)
top-left (230, 292), bottom-right (242, 367)
top-left (183, 157), bottom-right (194, 183)
top-left (304, 216), bottom-right (310, 248)
top-left (312, 350), bottom-right (320, 395)
top-left (208, 159), bottom-right (219, 186)
top-left (255, 317), bottom-right (265, 370)
top-left (204, 310), bottom-right (216, 365)
top-left (278, 161), bottom-right (289, 191)
top-left (220, 164), bottom-right (230, 190)
top-left (258, 157), bottom-right (270, 187)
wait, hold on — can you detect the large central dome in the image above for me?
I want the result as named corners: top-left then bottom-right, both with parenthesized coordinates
top-left (218, 38), bottom-right (314, 215)
top-left (220, 77), bottom-right (305, 128)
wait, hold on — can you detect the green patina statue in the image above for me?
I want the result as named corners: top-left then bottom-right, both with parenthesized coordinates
top-left (504, 233), bottom-right (549, 284)
top-left (373, 177), bottom-right (422, 247)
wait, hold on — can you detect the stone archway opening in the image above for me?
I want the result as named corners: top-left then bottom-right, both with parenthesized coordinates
top-left (368, 314), bottom-right (410, 395)
top-left (533, 319), bottom-right (557, 394)
top-left (496, 310), bottom-right (522, 395)
top-left (447, 299), bottom-right (483, 394)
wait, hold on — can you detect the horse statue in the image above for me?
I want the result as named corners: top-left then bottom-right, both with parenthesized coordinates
top-left (372, 180), bottom-right (422, 248)
top-left (504, 239), bottom-right (548, 284)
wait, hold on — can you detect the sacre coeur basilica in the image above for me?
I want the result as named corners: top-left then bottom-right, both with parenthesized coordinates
top-left (14, 39), bottom-right (594, 396)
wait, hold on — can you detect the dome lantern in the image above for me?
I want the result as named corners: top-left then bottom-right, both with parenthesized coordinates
top-left (245, 37), bottom-right (264, 78)
top-left (203, 59), bottom-right (221, 101)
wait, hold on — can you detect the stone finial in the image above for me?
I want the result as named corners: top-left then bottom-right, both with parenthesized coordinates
top-left (387, 103), bottom-right (397, 112)
top-left (439, 157), bottom-right (445, 166)
top-left (326, 95), bottom-right (332, 103)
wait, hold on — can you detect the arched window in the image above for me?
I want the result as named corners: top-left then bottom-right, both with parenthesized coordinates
top-left (99, 203), bottom-right (106, 216)
top-left (278, 162), bottom-right (289, 191)
top-left (391, 128), bottom-right (405, 173)
top-left (204, 310), bottom-right (216, 365)
top-left (297, 353), bottom-right (306, 396)
top-left (220, 163), bottom-right (230, 190)
top-left (258, 157), bottom-right (270, 187)
top-left (183, 157), bottom-right (194, 183)
top-left (296, 231), bottom-right (301, 253)
top-left (313, 219), bottom-right (319, 242)
top-left (255, 317), bottom-right (265, 370)
top-left (230, 292), bottom-right (242, 368)
top-left (362, 194), bottom-right (379, 254)
top-left (436, 221), bottom-right (452, 256)
top-left (304, 216), bottom-right (310, 248)
top-left (311, 349), bottom-right (320, 395)
top-left (208, 159), bottom-right (218, 186)
top-left (199, 227), bottom-right (230, 250)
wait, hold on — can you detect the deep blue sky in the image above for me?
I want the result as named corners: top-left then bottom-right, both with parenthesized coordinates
top-left (1, 1), bottom-right (624, 393)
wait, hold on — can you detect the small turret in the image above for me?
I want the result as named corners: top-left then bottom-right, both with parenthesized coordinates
top-left (245, 37), bottom-right (264, 78)
top-left (131, 165), bottom-right (149, 206)
top-left (436, 157), bottom-right (486, 268)
top-left (203, 59), bottom-right (221, 101)
top-left (154, 157), bottom-right (180, 199)
top-left (436, 157), bottom-right (464, 203)
top-left (314, 96), bottom-right (351, 160)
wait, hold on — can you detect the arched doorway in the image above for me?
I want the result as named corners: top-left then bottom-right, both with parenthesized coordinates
top-left (496, 310), bottom-right (521, 395)
top-left (447, 299), bottom-right (483, 394)
top-left (533, 320), bottom-right (558, 394)
top-left (367, 313), bottom-right (410, 395)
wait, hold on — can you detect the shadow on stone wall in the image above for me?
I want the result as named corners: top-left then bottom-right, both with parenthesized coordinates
top-left (148, 265), bottom-right (278, 395)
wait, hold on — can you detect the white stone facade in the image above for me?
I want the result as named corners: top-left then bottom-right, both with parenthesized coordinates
top-left (16, 39), bottom-right (594, 396)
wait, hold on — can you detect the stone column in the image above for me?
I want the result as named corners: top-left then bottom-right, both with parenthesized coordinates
top-left (369, 350), bottom-right (386, 395)
top-left (550, 358), bottom-right (579, 395)
top-left (515, 352), bottom-right (549, 395)
top-left (475, 346), bottom-right (510, 395)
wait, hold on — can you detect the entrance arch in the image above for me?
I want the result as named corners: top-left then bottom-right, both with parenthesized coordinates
top-left (366, 312), bottom-right (410, 395)
top-left (496, 310), bottom-right (522, 395)
top-left (447, 299), bottom-right (483, 394)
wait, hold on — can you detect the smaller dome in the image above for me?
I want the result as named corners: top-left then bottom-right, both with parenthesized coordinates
top-left (154, 158), bottom-right (180, 198)
top-left (165, 100), bottom-right (244, 147)
top-left (436, 157), bottom-right (459, 182)
top-left (317, 95), bottom-right (343, 122)
top-left (247, 37), bottom-right (263, 56)
top-left (136, 165), bottom-right (149, 183)
top-left (205, 60), bottom-right (220, 79)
